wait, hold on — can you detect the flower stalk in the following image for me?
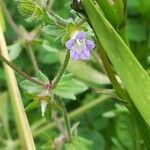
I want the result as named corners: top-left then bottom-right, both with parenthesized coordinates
top-left (52, 50), bottom-right (70, 89)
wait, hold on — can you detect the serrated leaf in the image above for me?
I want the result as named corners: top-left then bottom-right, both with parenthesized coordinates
top-left (42, 25), bottom-right (65, 36)
top-left (25, 100), bottom-right (40, 112)
top-left (53, 74), bottom-right (88, 100)
top-left (18, 0), bottom-right (54, 24)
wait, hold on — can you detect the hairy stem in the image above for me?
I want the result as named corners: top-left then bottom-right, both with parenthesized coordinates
top-left (0, 54), bottom-right (45, 87)
top-left (26, 44), bottom-right (39, 75)
top-left (52, 111), bottom-right (65, 134)
top-left (52, 50), bottom-right (70, 88)
top-left (60, 100), bottom-right (72, 141)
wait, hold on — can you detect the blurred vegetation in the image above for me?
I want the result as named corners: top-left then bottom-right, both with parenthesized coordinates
top-left (0, 0), bottom-right (149, 149)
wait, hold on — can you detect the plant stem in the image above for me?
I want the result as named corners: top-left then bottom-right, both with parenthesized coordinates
top-left (76, 19), bottom-right (86, 29)
top-left (52, 50), bottom-right (70, 88)
top-left (60, 100), bottom-right (72, 141)
top-left (32, 95), bottom-right (108, 137)
top-left (52, 111), bottom-right (65, 134)
top-left (0, 54), bottom-right (45, 87)
top-left (98, 43), bottom-right (126, 99)
top-left (0, 21), bottom-right (36, 149)
top-left (14, 95), bottom-right (109, 146)
top-left (0, 0), bottom-right (22, 37)
top-left (26, 44), bottom-right (39, 75)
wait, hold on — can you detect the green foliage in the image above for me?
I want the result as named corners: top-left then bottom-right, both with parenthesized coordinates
top-left (81, 0), bottom-right (150, 126)
top-left (79, 128), bottom-right (105, 150)
top-left (42, 24), bottom-right (66, 42)
top-left (20, 79), bottom-right (44, 94)
top-left (63, 136), bottom-right (92, 150)
top-left (127, 19), bottom-right (147, 42)
top-left (17, 0), bottom-right (54, 24)
top-left (96, 0), bottom-right (125, 28)
top-left (1, 0), bottom-right (150, 149)
top-left (20, 70), bottom-right (49, 94)
top-left (37, 70), bottom-right (49, 83)
top-left (25, 100), bottom-right (40, 112)
top-left (8, 41), bottom-right (23, 60)
top-left (53, 74), bottom-right (88, 100)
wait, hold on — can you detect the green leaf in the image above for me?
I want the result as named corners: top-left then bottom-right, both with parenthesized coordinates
top-left (79, 128), bottom-right (105, 150)
top-left (64, 136), bottom-right (92, 150)
top-left (115, 113), bottom-right (134, 149)
top-left (25, 100), bottom-right (40, 112)
top-left (67, 59), bottom-right (110, 85)
top-left (17, 0), bottom-right (54, 24)
top-left (8, 41), bottom-right (23, 60)
top-left (53, 74), bottom-right (88, 100)
top-left (42, 25), bottom-right (65, 37)
top-left (20, 80), bottom-right (43, 94)
top-left (82, 0), bottom-right (150, 126)
top-left (20, 70), bottom-right (49, 94)
top-left (38, 50), bottom-right (59, 64)
top-left (42, 41), bottom-right (58, 53)
top-left (96, 0), bottom-right (119, 27)
top-left (37, 70), bottom-right (49, 83)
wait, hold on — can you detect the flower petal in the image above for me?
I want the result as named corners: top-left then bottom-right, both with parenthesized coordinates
top-left (76, 31), bottom-right (86, 40)
top-left (70, 49), bottom-right (79, 60)
top-left (79, 49), bottom-right (90, 60)
top-left (65, 39), bottom-right (75, 49)
top-left (86, 39), bottom-right (95, 50)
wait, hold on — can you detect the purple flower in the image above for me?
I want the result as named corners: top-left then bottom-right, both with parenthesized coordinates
top-left (65, 31), bottom-right (95, 60)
